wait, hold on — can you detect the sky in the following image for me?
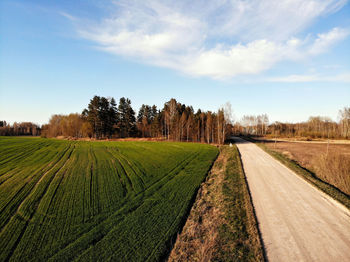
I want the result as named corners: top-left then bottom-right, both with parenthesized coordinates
top-left (0, 0), bottom-right (349, 125)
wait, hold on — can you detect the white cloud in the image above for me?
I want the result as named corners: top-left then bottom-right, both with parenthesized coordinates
top-left (184, 40), bottom-right (280, 79)
top-left (68, 0), bottom-right (349, 79)
top-left (308, 27), bottom-right (349, 55)
top-left (267, 72), bottom-right (350, 83)
top-left (204, 0), bottom-right (348, 41)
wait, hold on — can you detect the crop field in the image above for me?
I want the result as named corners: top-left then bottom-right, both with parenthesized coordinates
top-left (0, 137), bottom-right (218, 262)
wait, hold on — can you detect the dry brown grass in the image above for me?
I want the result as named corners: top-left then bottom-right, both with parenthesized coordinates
top-left (168, 146), bottom-right (264, 262)
top-left (264, 141), bottom-right (350, 195)
top-left (168, 148), bottom-right (227, 262)
top-left (258, 136), bottom-right (350, 144)
top-left (312, 153), bottom-right (350, 195)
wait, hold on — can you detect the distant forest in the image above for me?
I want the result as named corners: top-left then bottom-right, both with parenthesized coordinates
top-left (0, 121), bottom-right (40, 136)
top-left (0, 96), bottom-right (349, 141)
top-left (235, 107), bottom-right (350, 139)
top-left (0, 96), bottom-right (232, 144)
top-left (40, 96), bottom-right (232, 144)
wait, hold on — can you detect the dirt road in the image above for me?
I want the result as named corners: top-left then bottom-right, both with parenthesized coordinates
top-left (233, 137), bottom-right (350, 262)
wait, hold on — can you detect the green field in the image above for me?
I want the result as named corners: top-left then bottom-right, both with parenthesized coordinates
top-left (0, 137), bottom-right (218, 261)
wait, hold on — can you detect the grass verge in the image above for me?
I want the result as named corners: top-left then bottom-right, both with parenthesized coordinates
top-left (168, 145), bottom-right (264, 262)
top-left (243, 136), bottom-right (350, 210)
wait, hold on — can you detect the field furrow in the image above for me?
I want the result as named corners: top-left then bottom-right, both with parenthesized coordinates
top-left (0, 137), bottom-right (218, 262)
top-left (47, 150), bottom-right (202, 261)
top-left (0, 144), bottom-right (75, 261)
top-left (0, 142), bottom-right (73, 231)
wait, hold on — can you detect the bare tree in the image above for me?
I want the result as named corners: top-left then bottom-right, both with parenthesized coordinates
top-left (339, 107), bottom-right (350, 138)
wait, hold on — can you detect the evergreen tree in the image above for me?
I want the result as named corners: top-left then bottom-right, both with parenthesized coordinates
top-left (99, 97), bottom-right (110, 137)
top-left (118, 97), bottom-right (136, 137)
top-left (84, 95), bottom-right (118, 138)
top-left (137, 104), bottom-right (146, 123)
top-left (108, 98), bottom-right (118, 137)
top-left (150, 105), bottom-right (158, 121)
top-left (86, 96), bottom-right (101, 138)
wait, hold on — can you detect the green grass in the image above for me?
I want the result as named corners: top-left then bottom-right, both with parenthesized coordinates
top-left (215, 145), bottom-right (264, 262)
top-left (0, 137), bottom-right (218, 262)
top-left (243, 137), bottom-right (350, 210)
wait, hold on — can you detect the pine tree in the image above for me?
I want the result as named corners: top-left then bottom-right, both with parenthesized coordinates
top-left (108, 98), bottom-right (118, 138)
top-left (125, 98), bottom-right (136, 137)
top-left (118, 97), bottom-right (136, 137)
top-left (99, 97), bottom-right (110, 137)
top-left (84, 95), bottom-right (118, 138)
top-left (86, 96), bottom-right (101, 138)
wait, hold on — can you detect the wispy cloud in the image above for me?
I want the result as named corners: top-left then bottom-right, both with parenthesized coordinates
top-left (66, 0), bottom-right (349, 79)
top-left (266, 72), bottom-right (350, 83)
top-left (308, 27), bottom-right (349, 55)
top-left (58, 11), bottom-right (78, 21)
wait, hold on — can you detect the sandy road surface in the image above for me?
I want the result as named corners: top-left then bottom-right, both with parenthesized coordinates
top-left (233, 137), bottom-right (350, 262)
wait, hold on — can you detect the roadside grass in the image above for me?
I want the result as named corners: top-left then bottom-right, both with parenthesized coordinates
top-left (312, 152), bottom-right (350, 195)
top-left (168, 145), bottom-right (264, 262)
top-left (215, 145), bottom-right (264, 262)
top-left (243, 136), bottom-right (350, 210)
top-left (0, 137), bottom-right (218, 262)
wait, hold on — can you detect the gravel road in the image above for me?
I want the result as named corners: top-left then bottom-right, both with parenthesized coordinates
top-left (234, 137), bottom-right (350, 262)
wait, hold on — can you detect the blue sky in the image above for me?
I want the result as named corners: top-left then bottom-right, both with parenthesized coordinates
top-left (0, 0), bottom-right (349, 125)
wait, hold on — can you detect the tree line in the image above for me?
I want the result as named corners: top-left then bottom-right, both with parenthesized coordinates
top-left (4, 98), bottom-right (348, 141)
top-left (234, 107), bottom-right (350, 139)
top-left (40, 96), bottom-right (233, 144)
top-left (0, 121), bottom-right (40, 136)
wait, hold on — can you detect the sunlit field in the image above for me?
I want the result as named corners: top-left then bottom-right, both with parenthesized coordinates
top-left (0, 137), bottom-right (218, 261)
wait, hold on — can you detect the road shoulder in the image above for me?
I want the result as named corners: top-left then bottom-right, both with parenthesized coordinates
top-left (168, 145), bottom-right (264, 261)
